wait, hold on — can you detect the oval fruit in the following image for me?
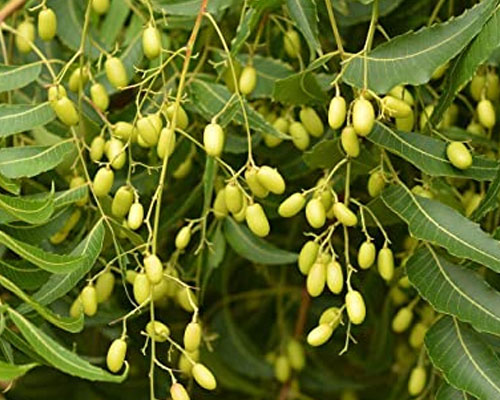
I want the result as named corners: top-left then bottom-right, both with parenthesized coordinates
top-left (68, 67), bottom-right (88, 92)
top-left (133, 273), bottom-right (150, 305)
top-left (106, 339), bottom-right (127, 373)
top-left (95, 271), bottom-right (115, 303)
top-left (224, 182), bottom-right (243, 214)
top-left (381, 95), bottom-right (412, 118)
top-left (203, 123), bottom-right (225, 156)
top-left (286, 339), bottom-right (305, 371)
top-left (409, 322), bottom-right (427, 349)
top-left (477, 99), bottom-right (496, 129)
top-left (300, 107), bottom-right (324, 137)
top-left (170, 383), bottom-right (190, 400)
top-left (298, 241), bottom-right (319, 275)
top-left (345, 290), bottom-right (366, 325)
top-left (341, 126), bottom-right (360, 158)
top-left (48, 85), bottom-right (66, 103)
top-left (357, 241), bottom-right (376, 269)
top-left (192, 363), bottom-right (217, 390)
top-left (319, 307), bottom-right (341, 327)
top-left (289, 121), bottom-right (310, 150)
top-left (389, 85), bottom-right (414, 106)
top-left (70, 296), bottom-right (83, 318)
top-left (128, 202), bottom-right (144, 230)
top-left (306, 262), bottom-right (326, 297)
top-left (213, 188), bottom-right (228, 219)
top-left (367, 171), bottom-right (385, 197)
top-left (157, 127), bottom-right (176, 159)
top-left (326, 260), bottom-right (344, 294)
top-left (38, 8), bottom-right (57, 41)
top-left (92, 0), bottom-right (110, 14)
top-left (305, 198), bottom-right (326, 229)
top-left (113, 122), bottom-right (135, 141)
top-left (328, 96), bottom-right (347, 129)
top-left (137, 115), bottom-right (162, 146)
top-left (278, 193), bottom-right (306, 218)
top-left (81, 285), bottom-right (98, 317)
top-left (239, 65), bottom-right (257, 95)
top-left (105, 57), bottom-right (128, 89)
top-left (165, 103), bottom-right (189, 130)
top-left (52, 96), bottom-right (79, 126)
top-left (307, 324), bottom-right (333, 347)
top-left (408, 367), bottom-right (426, 396)
top-left (332, 202), bottom-right (357, 226)
top-left (177, 287), bottom-right (198, 313)
top-left (395, 111), bottom-right (415, 132)
top-left (274, 355), bottom-right (291, 383)
top-left (392, 307), bottom-right (413, 333)
top-left (245, 203), bottom-right (270, 237)
top-left (90, 83), bottom-right (109, 111)
top-left (446, 142), bottom-right (472, 170)
top-left (15, 21), bottom-right (35, 53)
top-left (377, 247), bottom-right (395, 281)
top-left (184, 322), bottom-right (202, 352)
top-left (470, 73), bottom-right (486, 101)
top-left (146, 320), bottom-right (170, 342)
top-left (245, 168), bottom-right (269, 198)
top-left (175, 226), bottom-right (192, 250)
top-left (142, 25), bottom-right (162, 60)
top-left (111, 186), bottom-right (134, 218)
top-left (352, 97), bottom-right (375, 136)
top-left (144, 254), bottom-right (164, 284)
top-left (256, 166), bottom-right (286, 195)
top-left (93, 167), bottom-right (114, 197)
top-left (284, 29), bottom-right (301, 58)
top-left (90, 136), bottom-right (105, 162)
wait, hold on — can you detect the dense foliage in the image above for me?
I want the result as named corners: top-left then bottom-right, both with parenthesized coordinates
top-left (0, 0), bottom-right (500, 399)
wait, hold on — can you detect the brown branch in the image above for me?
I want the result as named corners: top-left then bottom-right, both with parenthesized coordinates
top-left (0, 0), bottom-right (27, 23)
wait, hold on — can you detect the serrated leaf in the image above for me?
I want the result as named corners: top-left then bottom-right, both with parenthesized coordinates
top-left (368, 123), bottom-right (498, 181)
top-left (407, 246), bottom-right (500, 336)
top-left (7, 308), bottom-right (128, 382)
top-left (0, 191), bottom-right (54, 225)
top-left (0, 63), bottom-right (42, 92)
top-left (22, 219), bottom-right (105, 309)
top-left (287, 0), bottom-right (321, 58)
top-left (223, 217), bottom-right (298, 265)
top-left (188, 79), bottom-right (288, 139)
top-left (334, 0), bottom-right (406, 27)
top-left (0, 140), bottom-right (75, 179)
top-left (0, 231), bottom-right (87, 274)
top-left (0, 103), bottom-right (55, 138)
top-left (231, 8), bottom-right (260, 55)
top-left (342, 0), bottom-right (497, 93)
top-left (100, 0), bottom-right (130, 49)
top-left (303, 139), bottom-right (344, 169)
top-left (436, 381), bottom-right (473, 400)
top-left (0, 275), bottom-right (83, 333)
top-left (432, 5), bottom-right (500, 125)
top-left (425, 316), bottom-right (500, 400)
top-left (381, 184), bottom-right (500, 273)
top-left (273, 70), bottom-right (328, 105)
top-left (152, 0), bottom-right (233, 16)
top-left (0, 360), bottom-right (37, 381)
top-left (0, 259), bottom-right (48, 291)
top-left (471, 168), bottom-right (500, 221)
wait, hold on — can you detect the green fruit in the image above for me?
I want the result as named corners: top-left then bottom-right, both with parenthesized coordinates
top-left (409, 322), bottom-right (427, 349)
top-left (470, 73), bottom-right (486, 101)
top-left (225, 182), bottom-right (243, 213)
top-left (184, 322), bottom-right (202, 352)
top-left (389, 85), bottom-right (414, 106)
top-left (345, 290), bottom-right (366, 325)
top-left (307, 262), bottom-right (326, 297)
top-left (93, 167), bottom-right (114, 197)
top-left (90, 83), bottom-right (109, 111)
top-left (239, 65), bottom-right (257, 95)
top-left (341, 126), bottom-right (360, 158)
top-left (15, 21), bottom-right (35, 53)
top-left (233, 195), bottom-right (248, 222)
top-left (133, 273), bottom-right (150, 305)
top-left (165, 103), bottom-right (189, 130)
top-left (408, 367), bottom-right (426, 396)
top-left (392, 307), bottom-right (413, 333)
top-left (111, 186), bottom-right (134, 218)
top-left (326, 260), bottom-right (344, 295)
top-left (377, 247), bottom-right (395, 281)
top-left (105, 57), bottom-right (128, 89)
top-left (319, 307), bottom-right (341, 327)
top-left (170, 383), bottom-right (190, 400)
top-left (300, 107), bottom-right (324, 137)
top-left (92, 0), bottom-right (110, 14)
top-left (245, 203), bottom-right (270, 237)
top-left (298, 241), bottom-right (319, 275)
top-left (287, 339), bottom-right (305, 371)
top-left (307, 324), bottom-right (333, 347)
top-left (157, 127), bottom-right (176, 159)
top-left (352, 97), bottom-right (375, 136)
top-left (477, 99), bottom-right (496, 129)
top-left (95, 271), bottom-right (115, 303)
top-left (256, 166), bottom-right (286, 195)
top-left (106, 339), bottom-right (127, 373)
top-left (284, 29), bottom-right (301, 58)
top-left (274, 355), bottom-right (291, 383)
top-left (289, 121), bottom-right (310, 150)
top-left (177, 287), bottom-right (197, 313)
top-left (106, 138), bottom-right (126, 170)
top-left (278, 193), bottom-right (306, 218)
top-left (466, 121), bottom-right (485, 136)
top-left (213, 188), bottom-right (229, 219)
top-left (357, 241), bottom-right (376, 269)
top-left (69, 176), bottom-right (88, 206)
top-left (328, 96), bottom-right (347, 129)
top-left (142, 25), bottom-right (162, 60)
top-left (411, 185), bottom-right (434, 199)
top-left (192, 363), bottom-right (217, 390)
top-left (48, 85), bottom-right (66, 103)
top-left (68, 67), bottom-right (88, 92)
top-left (446, 142), bottom-right (472, 170)
top-left (305, 198), bottom-right (326, 228)
top-left (203, 123), bottom-right (225, 156)
top-left (128, 202), bottom-right (144, 230)
top-left (486, 71), bottom-right (500, 100)
top-left (175, 226), bottom-right (192, 250)
top-left (52, 96), bottom-right (79, 126)
top-left (431, 63), bottom-right (448, 80)
top-left (137, 115), bottom-right (162, 147)
top-left (173, 158), bottom-right (193, 179)
top-left (81, 285), bottom-right (98, 317)
top-left (144, 254), bottom-right (164, 284)
top-left (146, 320), bottom-right (170, 342)
top-left (273, 116), bottom-right (289, 134)
top-left (381, 95), bottom-right (412, 118)
top-left (419, 105), bottom-right (434, 130)
top-left (69, 296), bottom-right (83, 318)
top-left (245, 168), bottom-right (269, 198)
top-left (113, 122), bottom-right (135, 141)
top-left (395, 111), bottom-right (415, 132)
top-left (38, 8), bottom-right (57, 41)
top-left (90, 136), bottom-right (105, 162)
top-left (367, 171), bottom-right (385, 197)
top-left (332, 202), bottom-right (357, 226)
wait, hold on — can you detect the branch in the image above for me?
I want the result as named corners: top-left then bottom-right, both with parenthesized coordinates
top-left (0, 0), bottom-right (27, 23)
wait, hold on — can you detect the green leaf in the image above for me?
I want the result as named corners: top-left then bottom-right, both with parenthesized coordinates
top-left (334, 0), bottom-right (406, 27)
top-left (407, 246), bottom-right (500, 336)
top-left (100, 0), bottom-right (130, 49)
top-left (273, 70), bottom-right (328, 105)
top-left (0, 140), bottom-right (75, 179)
top-left (342, 0), bottom-right (497, 93)
top-left (436, 382), bottom-right (472, 400)
top-left (425, 316), bottom-right (500, 400)
top-left (223, 217), bottom-right (298, 265)
top-left (0, 191), bottom-right (54, 225)
top-left (22, 219), bottom-right (105, 309)
top-left (7, 308), bottom-right (128, 382)
top-left (0, 360), bottom-right (37, 381)
top-left (471, 168), bottom-right (500, 221)
top-left (0, 275), bottom-right (83, 333)
top-left (152, 0), bottom-right (233, 16)
top-left (303, 139), bottom-right (344, 169)
top-left (381, 184), bottom-right (500, 273)
top-left (207, 223), bottom-right (226, 270)
top-left (0, 231), bottom-right (87, 274)
top-left (286, 0), bottom-right (321, 58)
top-left (0, 173), bottom-right (20, 195)
top-left (231, 8), bottom-right (260, 55)
top-left (188, 79), bottom-right (288, 139)
top-left (0, 63), bottom-right (42, 92)
top-left (368, 123), bottom-right (498, 181)
top-left (0, 259), bottom-right (49, 291)
top-left (0, 103), bottom-right (56, 138)
top-left (432, 5), bottom-right (500, 125)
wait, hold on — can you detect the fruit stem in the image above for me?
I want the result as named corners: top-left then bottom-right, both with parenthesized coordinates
top-left (0, 0), bottom-right (26, 23)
